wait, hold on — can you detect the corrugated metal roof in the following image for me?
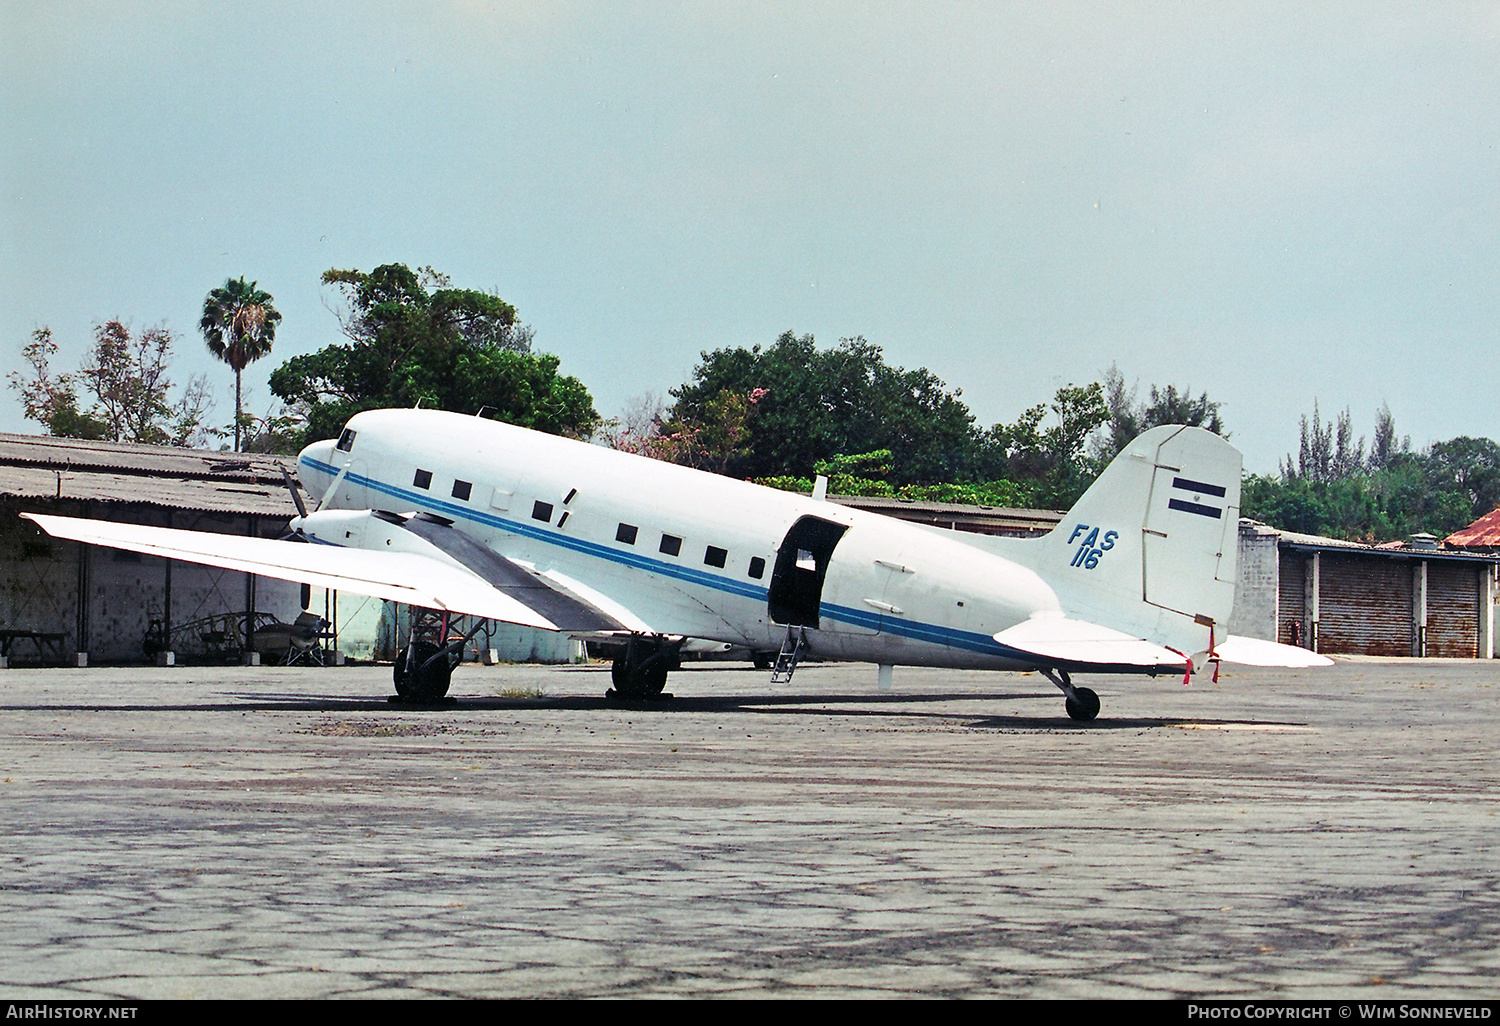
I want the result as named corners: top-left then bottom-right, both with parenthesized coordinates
top-left (0, 432), bottom-right (301, 517)
top-left (1445, 506), bottom-right (1500, 549)
top-left (1271, 524), bottom-right (1496, 563)
top-left (829, 494), bottom-right (1063, 537)
top-left (1235, 521), bottom-right (1365, 551)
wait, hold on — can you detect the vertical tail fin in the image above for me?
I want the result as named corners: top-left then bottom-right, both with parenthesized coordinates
top-left (1025, 425), bottom-right (1242, 656)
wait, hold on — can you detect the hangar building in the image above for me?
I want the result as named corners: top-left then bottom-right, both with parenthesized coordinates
top-left (0, 432), bottom-right (307, 665)
top-left (0, 432), bottom-right (576, 666)
top-left (1232, 521), bottom-right (1499, 659)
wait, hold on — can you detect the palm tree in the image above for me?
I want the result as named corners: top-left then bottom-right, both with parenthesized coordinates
top-left (200, 277), bottom-right (282, 451)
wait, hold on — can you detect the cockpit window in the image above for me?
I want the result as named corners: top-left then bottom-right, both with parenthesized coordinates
top-left (336, 428), bottom-right (357, 452)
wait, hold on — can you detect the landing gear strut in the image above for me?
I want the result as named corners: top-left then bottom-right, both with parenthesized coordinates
top-left (1041, 667), bottom-right (1100, 722)
top-left (391, 609), bottom-right (490, 704)
top-left (608, 634), bottom-right (681, 699)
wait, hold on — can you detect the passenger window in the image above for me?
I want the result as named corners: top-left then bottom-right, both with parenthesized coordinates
top-left (336, 428), bottom-right (357, 452)
top-left (532, 500), bottom-right (554, 522)
top-left (414, 469), bottom-right (432, 490)
top-left (452, 480), bottom-right (472, 501)
top-left (660, 534), bottom-right (682, 557)
top-left (616, 523), bottom-right (638, 545)
top-left (748, 557), bottom-right (766, 579)
top-left (704, 545), bottom-right (727, 568)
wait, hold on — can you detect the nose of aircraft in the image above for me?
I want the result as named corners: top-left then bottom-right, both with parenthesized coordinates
top-left (296, 438), bottom-right (338, 500)
top-left (298, 438), bottom-right (336, 470)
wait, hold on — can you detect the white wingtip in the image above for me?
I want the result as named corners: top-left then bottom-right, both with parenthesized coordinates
top-left (1210, 635), bottom-right (1334, 667)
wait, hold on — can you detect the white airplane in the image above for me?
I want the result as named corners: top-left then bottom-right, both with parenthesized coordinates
top-left (24, 408), bottom-right (1328, 718)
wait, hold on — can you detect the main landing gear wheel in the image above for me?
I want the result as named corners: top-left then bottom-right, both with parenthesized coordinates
top-left (393, 640), bottom-right (453, 703)
top-left (611, 655), bottom-right (668, 697)
top-left (608, 635), bottom-right (679, 700)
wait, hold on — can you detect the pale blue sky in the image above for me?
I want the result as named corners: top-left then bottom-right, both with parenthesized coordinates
top-left (4, 1), bottom-right (1498, 473)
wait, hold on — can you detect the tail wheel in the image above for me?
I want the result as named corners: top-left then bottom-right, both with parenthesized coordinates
top-left (1065, 686), bottom-right (1100, 722)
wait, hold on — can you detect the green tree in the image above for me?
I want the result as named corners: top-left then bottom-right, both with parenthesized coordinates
top-left (235, 402), bottom-right (309, 456)
top-left (614, 388), bottom-right (766, 474)
top-left (7, 328), bottom-right (108, 439)
top-left (1243, 403), bottom-right (1495, 542)
top-left (668, 332), bottom-right (977, 484)
top-left (200, 276), bottom-right (282, 451)
top-left (8, 323), bottom-right (213, 445)
top-left (1091, 363), bottom-right (1227, 463)
top-left (754, 448), bottom-right (1038, 508)
top-left (972, 382), bottom-right (1107, 509)
top-left (1424, 436), bottom-right (1500, 520)
top-left (1368, 402), bottom-right (1409, 471)
top-left (1281, 401), bottom-right (1365, 484)
top-left (82, 321), bottom-right (175, 443)
top-left (268, 263), bottom-right (596, 443)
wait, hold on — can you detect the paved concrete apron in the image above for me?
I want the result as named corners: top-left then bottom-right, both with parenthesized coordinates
top-left (1, 659), bottom-right (1495, 998)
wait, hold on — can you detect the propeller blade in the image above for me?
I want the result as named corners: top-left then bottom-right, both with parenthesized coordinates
top-left (281, 466), bottom-right (309, 518)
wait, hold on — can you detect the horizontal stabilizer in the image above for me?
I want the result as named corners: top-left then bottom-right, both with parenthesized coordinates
top-left (23, 512), bottom-right (561, 629)
top-left (1211, 635), bottom-right (1334, 668)
top-left (994, 613), bottom-right (1187, 670)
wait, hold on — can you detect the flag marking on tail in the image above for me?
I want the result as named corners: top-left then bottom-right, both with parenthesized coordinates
top-left (1168, 476), bottom-right (1228, 520)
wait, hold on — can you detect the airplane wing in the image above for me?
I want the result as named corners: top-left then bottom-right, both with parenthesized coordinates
top-left (1212, 635), bottom-right (1334, 667)
top-left (22, 512), bottom-right (629, 633)
top-left (993, 614), bottom-right (1188, 671)
top-left (993, 614), bottom-right (1334, 672)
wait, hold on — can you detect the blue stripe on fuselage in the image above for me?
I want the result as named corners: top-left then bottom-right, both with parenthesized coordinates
top-left (300, 455), bottom-right (1013, 658)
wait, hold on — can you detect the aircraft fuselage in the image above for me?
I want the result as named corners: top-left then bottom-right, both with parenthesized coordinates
top-left (296, 409), bottom-right (1061, 670)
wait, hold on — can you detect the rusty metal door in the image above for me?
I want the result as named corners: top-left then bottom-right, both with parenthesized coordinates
top-left (1318, 554), bottom-right (1413, 656)
top-left (1427, 561), bottom-right (1479, 658)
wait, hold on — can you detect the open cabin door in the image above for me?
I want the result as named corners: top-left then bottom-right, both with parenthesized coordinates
top-left (768, 516), bottom-right (849, 628)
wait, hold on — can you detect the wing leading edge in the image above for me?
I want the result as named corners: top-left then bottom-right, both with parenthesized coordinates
top-left (22, 512), bottom-right (629, 633)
